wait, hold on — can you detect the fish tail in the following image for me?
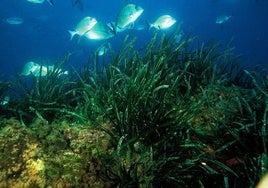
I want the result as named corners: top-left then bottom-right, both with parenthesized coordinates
top-left (68, 30), bottom-right (76, 40)
top-left (145, 21), bottom-right (152, 31)
top-left (109, 22), bottom-right (117, 35)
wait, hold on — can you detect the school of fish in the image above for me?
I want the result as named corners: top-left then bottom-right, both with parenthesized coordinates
top-left (68, 3), bottom-right (177, 41)
top-left (19, 3), bottom-right (177, 76)
top-left (16, 2), bottom-right (233, 77)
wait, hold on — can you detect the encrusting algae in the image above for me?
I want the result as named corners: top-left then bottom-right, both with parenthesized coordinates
top-left (0, 119), bottom-right (45, 187)
top-left (0, 118), bottom-right (112, 187)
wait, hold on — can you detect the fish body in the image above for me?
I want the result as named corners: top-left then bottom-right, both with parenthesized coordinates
top-left (27, 0), bottom-right (45, 3)
top-left (174, 32), bottom-right (184, 44)
top-left (150, 15), bottom-right (176, 30)
top-left (22, 63), bottom-right (49, 77)
top-left (133, 24), bottom-right (147, 31)
top-left (107, 21), bottom-right (147, 33)
top-left (71, 0), bottom-right (83, 11)
top-left (69, 16), bottom-right (98, 40)
top-left (96, 45), bottom-right (108, 56)
top-left (32, 66), bottom-right (49, 77)
top-left (6, 17), bottom-right (24, 25)
top-left (115, 4), bottom-right (144, 30)
top-left (84, 22), bottom-right (115, 40)
top-left (216, 15), bottom-right (232, 24)
top-left (0, 96), bottom-right (10, 106)
top-left (21, 61), bottom-right (68, 77)
top-left (21, 61), bottom-right (40, 76)
top-left (27, 0), bottom-right (54, 5)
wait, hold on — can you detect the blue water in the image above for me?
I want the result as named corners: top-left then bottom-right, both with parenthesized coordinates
top-left (1, 0), bottom-right (268, 80)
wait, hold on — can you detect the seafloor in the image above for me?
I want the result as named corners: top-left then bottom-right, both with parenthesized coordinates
top-left (0, 31), bottom-right (267, 187)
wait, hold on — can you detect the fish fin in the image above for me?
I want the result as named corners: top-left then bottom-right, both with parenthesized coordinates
top-left (46, 0), bottom-right (54, 6)
top-left (145, 21), bottom-right (152, 31)
top-left (108, 22), bottom-right (117, 35)
top-left (68, 30), bottom-right (76, 40)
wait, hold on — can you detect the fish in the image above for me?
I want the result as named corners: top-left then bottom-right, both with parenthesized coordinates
top-left (5, 17), bottom-right (24, 25)
top-left (21, 61), bottom-right (40, 76)
top-left (71, 0), bottom-right (84, 11)
top-left (113, 4), bottom-right (144, 32)
top-left (174, 32), bottom-right (184, 44)
top-left (96, 45), bottom-right (108, 56)
top-left (107, 21), bottom-right (147, 33)
top-left (27, 0), bottom-right (45, 3)
top-left (84, 21), bottom-right (115, 40)
top-left (215, 15), bottom-right (232, 24)
top-left (133, 24), bottom-right (147, 31)
top-left (68, 16), bottom-right (98, 40)
top-left (0, 96), bottom-right (10, 106)
top-left (21, 61), bottom-right (68, 77)
top-left (27, 0), bottom-right (54, 6)
top-left (150, 15), bottom-right (177, 30)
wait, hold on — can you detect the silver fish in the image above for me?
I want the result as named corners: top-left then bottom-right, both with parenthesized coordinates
top-left (96, 45), bottom-right (108, 56)
top-left (216, 15), bottom-right (232, 24)
top-left (21, 61), bottom-right (39, 76)
top-left (5, 17), bottom-right (24, 25)
top-left (84, 22), bottom-right (115, 40)
top-left (68, 16), bottom-right (98, 40)
top-left (107, 22), bottom-right (147, 33)
top-left (21, 61), bottom-right (68, 77)
top-left (114, 4), bottom-right (144, 31)
top-left (0, 96), bottom-right (10, 106)
top-left (71, 0), bottom-right (83, 11)
top-left (150, 15), bottom-right (176, 30)
top-left (27, 0), bottom-right (54, 6)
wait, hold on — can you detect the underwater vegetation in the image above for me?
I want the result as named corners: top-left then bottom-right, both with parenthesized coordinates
top-left (0, 27), bottom-right (268, 187)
